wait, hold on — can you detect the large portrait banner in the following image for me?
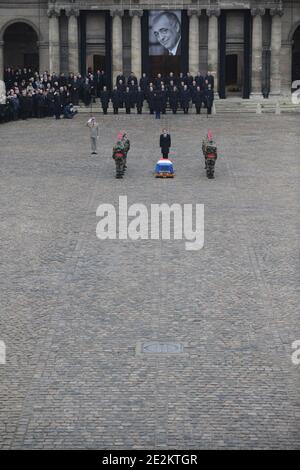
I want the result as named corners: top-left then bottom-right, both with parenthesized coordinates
top-left (149, 10), bottom-right (182, 57)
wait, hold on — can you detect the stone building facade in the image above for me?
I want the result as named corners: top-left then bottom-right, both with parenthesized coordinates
top-left (0, 0), bottom-right (300, 98)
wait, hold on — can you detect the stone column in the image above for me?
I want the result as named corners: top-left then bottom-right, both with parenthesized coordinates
top-left (47, 7), bottom-right (61, 74)
top-left (130, 10), bottom-right (142, 79)
top-left (250, 8), bottom-right (265, 99)
top-left (280, 41), bottom-right (292, 97)
top-left (188, 9), bottom-right (201, 76)
top-left (66, 8), bottom-right (80, 74)
top-left (270, 8), bottom-right (283, 97)
top-left (111, 9), bottom-right (124, 86)
top-left (0, 41), bottom-right (4, 81)
top-left (38, 42), bottom-right (49, 73)
top-left (207, 8), bottom-right (220, 97)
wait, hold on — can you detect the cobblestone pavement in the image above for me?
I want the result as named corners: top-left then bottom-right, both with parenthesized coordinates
top-left (0, 112), bottom-right (299, 449)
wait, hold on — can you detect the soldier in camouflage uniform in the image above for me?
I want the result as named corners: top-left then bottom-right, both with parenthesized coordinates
top-left (202, 130), bottom-right (218, 179)
top-left (112, 131), bottom-right (130, 179)
top-left (202, 130), bottom-right (217, 168)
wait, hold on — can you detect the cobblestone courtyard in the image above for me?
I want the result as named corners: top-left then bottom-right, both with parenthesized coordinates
top-left (0, 112), bottom-right (299, 449)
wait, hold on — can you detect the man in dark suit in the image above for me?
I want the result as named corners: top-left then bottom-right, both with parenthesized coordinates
top-left (127, 72), bottom-right (138, 86)
top-left (153, 89), bottom-right (162, 119)
top-left (100, 86), bottom-right (110, 114)
top-left (154, 74), bottom-right (163, 90)
top-left (205, 84), bottom-right (214, 115)
top-left (123, 87), bottom-right (132, 114)
top-left (116, 73), bottom-right (126, 87)
top-left (152, 11), bottom-right (181, 56)
top-left (195, 72), bottom-right (204, 89)
top-left (205, 71), bottom-right (215, 90)
top-left (111, 86), bottom-right (120, 114)
top-left (160, 129), bottom-right (171, 159)
top-left (160, 85), bottom-right (168, 114)
top-left (136, 87), bottom-right (144, 114)
top-left (194, 86), bottom-right (205, 114)
top-left (139, 73), bottom-right (149, 96)
top-left (95, 70), bottom-right (104, 97)
top-left (169, 86), bottom-right (179, 114)
top-left (147, 86), bottom-right (155, 114)
top-left (180, 85), bottom-right (191, 114)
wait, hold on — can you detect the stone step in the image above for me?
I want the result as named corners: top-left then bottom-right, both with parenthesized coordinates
top-left (74, 105), bottom-right (300, 114)
top-left (74, 98), bottom-right (300, 114)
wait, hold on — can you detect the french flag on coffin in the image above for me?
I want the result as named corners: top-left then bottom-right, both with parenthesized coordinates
top-left (155, 158), bottom-right (175, 178)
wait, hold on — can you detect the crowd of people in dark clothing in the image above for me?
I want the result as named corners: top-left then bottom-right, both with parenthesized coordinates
top-left (0, 67), bottom-right (80, 123)
top-left (0, 67), bottom-right (215, 124)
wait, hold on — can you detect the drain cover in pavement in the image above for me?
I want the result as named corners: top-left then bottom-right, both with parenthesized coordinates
top-left (137, 341), bottom-right (184, 354)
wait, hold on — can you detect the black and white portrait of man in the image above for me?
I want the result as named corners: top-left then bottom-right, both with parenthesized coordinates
top-left (149, 11), bottom-right (182, 56)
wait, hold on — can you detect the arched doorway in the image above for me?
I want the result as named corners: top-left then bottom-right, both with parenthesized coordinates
top-left (292, 25), bottom-right (300, 83)
top-left (3, 22), bottom-right (39, 70)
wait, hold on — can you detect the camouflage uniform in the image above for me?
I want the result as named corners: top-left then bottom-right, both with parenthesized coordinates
top-left (202, 135), bottom-right (217, 169)
top-left (112, 140), bottom-right (126, 178)
top-left (202, 132), bottom-right (218, 178)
